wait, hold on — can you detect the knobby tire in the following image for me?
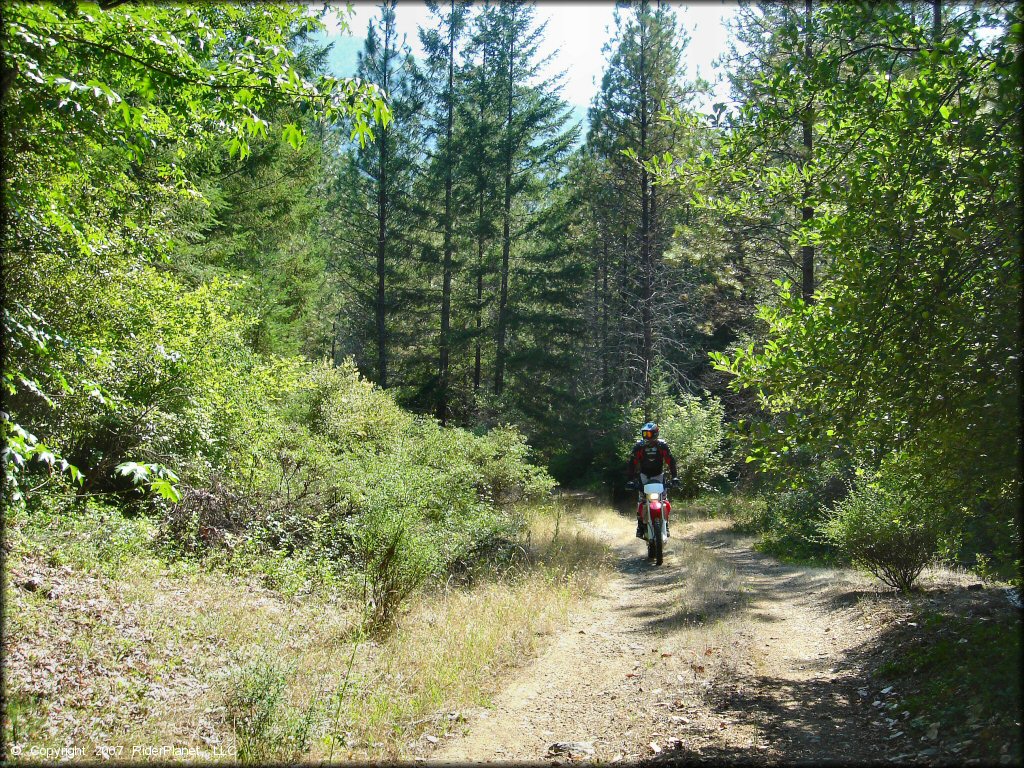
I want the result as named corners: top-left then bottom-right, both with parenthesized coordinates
top-left (654, 519), bottom-right (664, 566)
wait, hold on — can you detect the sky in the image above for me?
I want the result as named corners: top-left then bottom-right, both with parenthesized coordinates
top-left (318, 1), bottom-right (738, 120)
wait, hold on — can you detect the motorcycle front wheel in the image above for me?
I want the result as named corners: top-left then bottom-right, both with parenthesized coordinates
top-left (653, 519), bottom-right (664, 565)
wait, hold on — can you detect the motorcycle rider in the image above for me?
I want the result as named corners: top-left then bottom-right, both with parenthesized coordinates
top-left (626, 422), bottom-right (678, 539)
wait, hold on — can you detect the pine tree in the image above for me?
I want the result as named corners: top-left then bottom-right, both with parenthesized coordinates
top-left (358, 0), bottom-right (423, 387)
top-left (323, 1), bottom-right (423, 386)
top-left (456, 1), bottom-right (504, 395)
top-left (587, 0), bottom-right (693, 416)
top-left (482, 0), bottom-right (579, 398)
top-left (419, 0), bottom-right (470, 424)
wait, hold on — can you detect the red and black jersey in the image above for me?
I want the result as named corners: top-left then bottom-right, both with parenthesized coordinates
top-left (627, 439), bottom-right (677, 479)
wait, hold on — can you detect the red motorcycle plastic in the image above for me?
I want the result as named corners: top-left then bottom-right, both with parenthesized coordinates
top-left (636, 479), bottom-right (671, 565)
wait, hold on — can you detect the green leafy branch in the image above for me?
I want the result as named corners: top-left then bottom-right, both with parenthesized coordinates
top-left (115, 461), bottom-right (182, 503)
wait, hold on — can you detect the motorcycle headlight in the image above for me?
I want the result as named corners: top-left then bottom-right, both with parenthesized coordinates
top-left (647, 492), bottom-right (660, 501)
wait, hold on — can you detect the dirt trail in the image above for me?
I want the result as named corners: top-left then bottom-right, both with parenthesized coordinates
top-left (431, 506), bottom-right (910, 764)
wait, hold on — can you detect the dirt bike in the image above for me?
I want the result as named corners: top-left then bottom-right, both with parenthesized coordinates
top-left (627, 476), bottom-right (673, 566)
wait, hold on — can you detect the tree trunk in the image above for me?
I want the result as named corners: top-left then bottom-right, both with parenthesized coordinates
top-left (932, 0), bottom-right (941, 40)
top-left (494, 14), bottom-right (515, 397)
top-left (375, 18), bottom-right (391, 388)
top-left (474, 240), bottom-right (483, 392)
top-left (375, 129), bottom-right (388, 387)
top-left (639, 12), bottom-right (654, 418)
top-left (437, 1), bottom-right (456, 424)
top-left (600, 238), bottom-right (609, 395)
top-left (800, 0), bottom-right (815, 304)
top-left (474, 49), bottom-right (487, 393)
top-left (618, 227), bottom-right (629, 404)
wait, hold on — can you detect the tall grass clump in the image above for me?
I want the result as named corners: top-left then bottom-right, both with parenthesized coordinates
top-left (224, 655), bottom-right (319, 764)
top-left (329, 502), bottom-right (612, 759)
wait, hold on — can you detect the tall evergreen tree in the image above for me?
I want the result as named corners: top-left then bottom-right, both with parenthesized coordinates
top-left (587, 0), bottom-right (692, 416)
top-left (456, 1), bottom-right (504, 395)
top-left (323, 2), bottom-right (423, 386)
top-left (358, 1), bottom-right (422, 387)
top-left (419, 0), bottom-right (470, 423)
top-left (481, 1), bottom-right (579, 397)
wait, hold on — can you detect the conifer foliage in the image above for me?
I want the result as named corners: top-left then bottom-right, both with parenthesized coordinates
top-left (5, 0), bottom-right (1019, 596)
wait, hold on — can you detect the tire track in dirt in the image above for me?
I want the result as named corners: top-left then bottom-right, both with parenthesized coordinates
top-left (430, 506), bottom-right (907, 764)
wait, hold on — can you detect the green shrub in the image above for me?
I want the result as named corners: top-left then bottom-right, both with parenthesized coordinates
top-left (467, 425), bottom-right (556, 504)
top-left (349, 505), bottom-right (439, 633)
top-left (14, 497), bottom-right (157, 577)
top-left (306, 359), bottom-right (414, 456)
top-left (224, 656), bottom-right (317, 763)
top-left (657, 393), bottom-right (728, 499)
top-left (146, 357), bottom-right (552, 626)
top-left (820, 470), bottom-right (941, 591)
top-left (696, 493), bottom-right (769, 529)
top-left (731, 450), bottom-right (850, 563)
top-left (16, 274), bottom-right (555, 618)
top-left (756, 485), bottom-right (839, 563)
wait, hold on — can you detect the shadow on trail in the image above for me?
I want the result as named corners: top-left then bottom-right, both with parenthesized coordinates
top-left (607, 510), bottom-right (859, 636)
top-left (590, 506), bottom-right (1021, 765)
top-left (664, 676), bottom-right (894, 766)
top-left (599, 513), bottom-right (905, 764)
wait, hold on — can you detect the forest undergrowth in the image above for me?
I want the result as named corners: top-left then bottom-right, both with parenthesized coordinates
top-left (2, 0), bottom-right (1020, 762)
top-left (3, 497), bottom-right (613, 762)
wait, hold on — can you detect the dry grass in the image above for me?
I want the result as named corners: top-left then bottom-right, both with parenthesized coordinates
top-left (525, 499), bottom-right (616, 586)
top-left (4, 500), bottom-right (612, 763)
top-left (328, 572), bottom-right (575, 759)
top-left (644, 532), bottom-right (752, 704)
top-left (318, 501), bottom-right (614, 760)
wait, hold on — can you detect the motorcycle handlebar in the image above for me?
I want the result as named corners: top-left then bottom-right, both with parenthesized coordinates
top-left (626, 478), bottom-right (677, 490)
